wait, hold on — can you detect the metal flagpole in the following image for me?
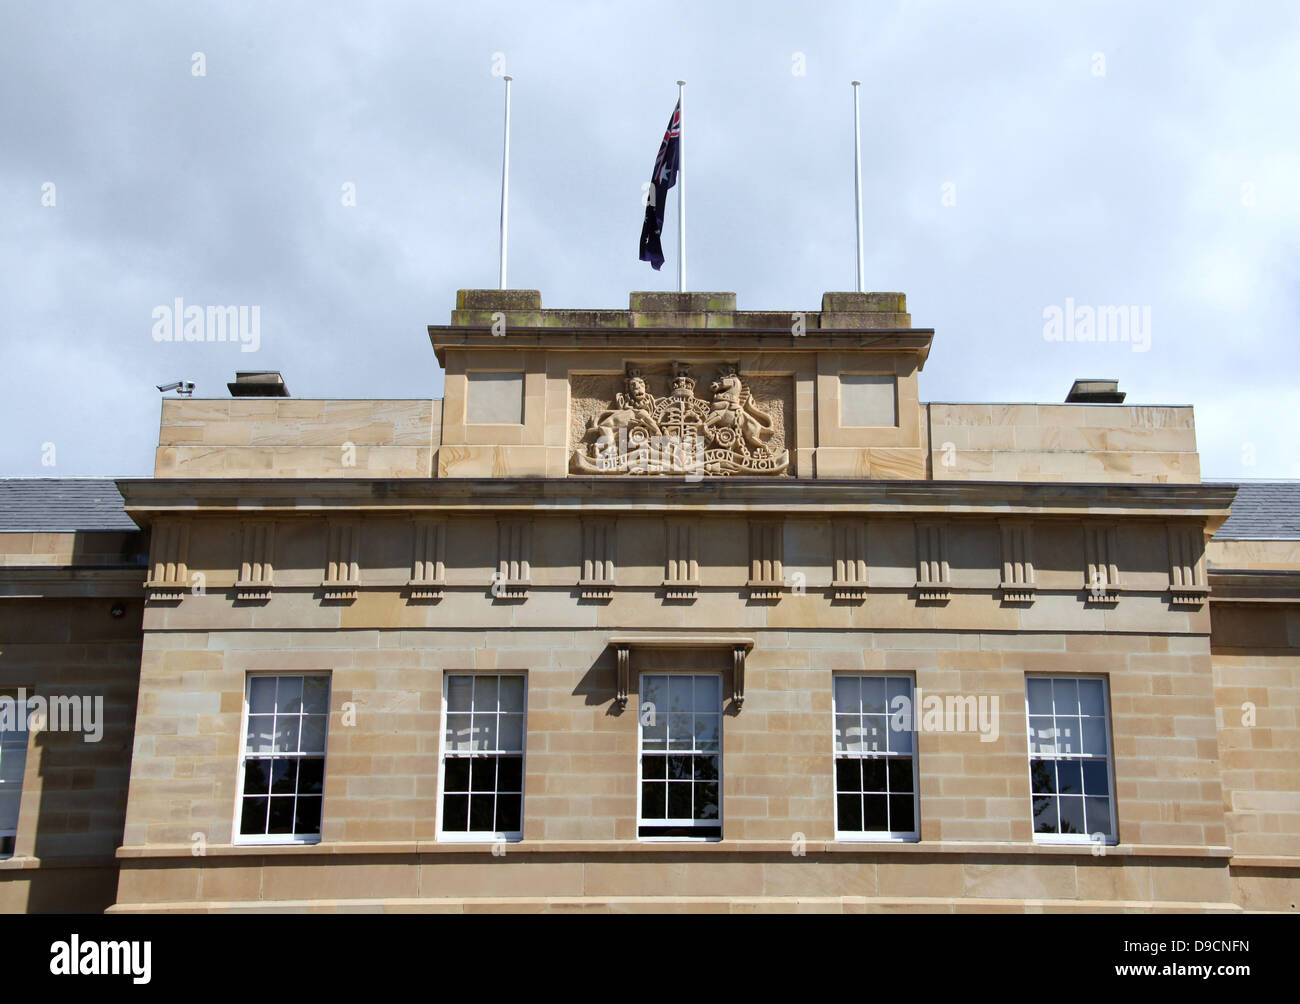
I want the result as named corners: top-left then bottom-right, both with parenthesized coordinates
top-left (677, 79), bottom-right (686, 293)
top-left (852, 80), bottom-right (864, 294)
top-left (499, 75), bottom-right (512, 290)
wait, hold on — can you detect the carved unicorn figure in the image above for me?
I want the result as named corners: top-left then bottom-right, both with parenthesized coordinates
top-left (703, 364), bottom-right (776, 453)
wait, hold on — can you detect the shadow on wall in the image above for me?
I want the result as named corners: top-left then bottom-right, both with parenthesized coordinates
top-left (1, 528), bottom-right (147, 913)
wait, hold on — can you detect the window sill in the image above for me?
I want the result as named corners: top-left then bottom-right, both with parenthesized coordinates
top-left (115, 839), bottom-right (1235, 860)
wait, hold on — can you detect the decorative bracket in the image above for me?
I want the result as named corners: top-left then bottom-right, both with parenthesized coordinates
top-left (732, 646), bottom-right (747, 708)
top-left (616, 645), bottom-right (630, 709)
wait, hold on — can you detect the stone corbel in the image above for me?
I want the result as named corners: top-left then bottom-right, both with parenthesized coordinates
top-left (732, 645), bottom-right (747, 708)
top-left (616, 645), bottom-right (630, 709)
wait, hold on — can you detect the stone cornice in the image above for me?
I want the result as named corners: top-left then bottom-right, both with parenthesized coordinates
top-left (0, 566), bottom-right (146, 598)
top-left (1208, 567), bottom-right (1300, 603)
top-left (430, 326), bottom-right (936, 368)
top-left (114, 477), bottom-right (1237, 528)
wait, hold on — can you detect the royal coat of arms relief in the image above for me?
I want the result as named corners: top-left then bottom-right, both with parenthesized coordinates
top-left (570, 363), bottom-right (790, 476)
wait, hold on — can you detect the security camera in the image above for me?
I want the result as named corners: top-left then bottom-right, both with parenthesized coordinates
top-left (157, 381), bottom-right (195, 395)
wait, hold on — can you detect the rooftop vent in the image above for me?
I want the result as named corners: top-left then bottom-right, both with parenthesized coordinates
top-left (228, 371), bottom-right (290, 397)
top-left (1065, 378), bottom-right (1124, 404)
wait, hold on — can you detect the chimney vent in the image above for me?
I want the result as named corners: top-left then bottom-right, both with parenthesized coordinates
top-left (228, 371), bottom-right (290, 397)
top-left (1066, 378), bottom-right (1124, 404)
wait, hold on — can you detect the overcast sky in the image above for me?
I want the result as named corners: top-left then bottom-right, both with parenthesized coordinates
top-left (2, 1), bottom-right (1297, 479)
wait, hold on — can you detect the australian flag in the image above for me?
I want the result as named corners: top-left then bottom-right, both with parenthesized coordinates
top-left (638, 99), bottom-right (680, 270)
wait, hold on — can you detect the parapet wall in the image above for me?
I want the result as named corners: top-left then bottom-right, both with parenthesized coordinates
top-left (154, 399), bottom-right (439, 479)
top-left (928, 403), bottom-right (1200, 484)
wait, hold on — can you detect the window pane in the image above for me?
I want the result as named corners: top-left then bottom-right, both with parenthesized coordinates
top-left (240, 796), bottom-right (268, 835)
top-left (667, 713), bottom-right (692, 751)
top-left (887, 756), bottom-right (914, 794)
top-left (470, 757), bottom-right (497, 793)
top-left (270, 759), bottom-right (297, 795)
top-left (642, 781), bottom-right (666, 819)
top-left (834, 676), bottom-right (860, 714)
top-left (693, 676), bottom-right (720, 712)
top-left (301, 677), bottom-right (329, 715)
top-left (641, 676), bottom-right (665, 716)
top-left (473, 676), bottom-right (499, 713)
top-left (249, 677), bottom-right (276, 715)
top-left (299, 715), bottom-right (327, 754)
top-left (1033, 795), bottom-right (1058, 834)
top-left (275, 677), bottom-right (303, 715)
top-left (666, 755), bottom-right (692, 781)
top-left (887, 710), bottom-right (914, 754)
top-left (1082, 717), bottom-right (1109, 756)
top-left (862, 795), bottom-right (888, 830)
top-left (1030, 759), bottom-right (1056, 794)
top-left (1056, 759), bottom-right (1082, 795)
top-left (246, 715), bottom-right (274, 754)
top-left (1028, 716), bottom-right (1056, 755)
top-left (446, 676), bottom-right (473, 714)
top-left (641, 754), bottom-right (666, 780)
top-left (835, 715), bottom-right (861, 752)
top-left (860, 677), bottom-right (887, 715)
top-left (838, 794), bottom-right (862, 831)
top-left (442, 793), bottom-right (469, 830)
top-left (862, 757), bottom-right (886, 793)
top-left (1026, 677), bottom-right (1053, 716)
top-left (499, 676), bottom-right (525, 713)
top-left (498, 713), bottom-right (524, 752)
top-left (294, 796), bottom-right (322, 836)
top-left (1058, 795), bottom-right (1085, 835)
top-left (243, 759), bottom-right (271, 795)
top-left (497, 756), bottom-right (523, 793)
top-left (1082, 761), bottom-right (1110, 797)
top-left (693, 755), bottom-right (719, 782)
top-left (472, 713), bottom-right (498, 752)
top-left (469, 794), bottom-right (495, 831)
top-left (861, 715), bottom-right (887, 755)
top-left (1085, 796), bottom-right (1112, 837)
top-left (888, 794), bottom-right (914, 833)
top-left (1078, 679), bottom-right (1106, 717)
top-left (887, 677), bottom-right (912, 715)
top-left (298, 758), bottom-right (324, 796)
top-left (496, 792), bottom-right (522, 832)
top-left (444, 757), bottom-right (470, 792)
top-left (447, 712), bottom-right (473, 754)
top-left (835, 757), bottom-right (861, 793)
top-left (642, 704), bottom-right (667, 749)
top-left (273, 717), bottom-right (299, 755)
top-left (694, 780), bottom-right (719, 820)
top-left (667, 782), bottom-right (692, 819)
top-left (668, 676), bottom-right (693, 714)
top-left (694, 714), bottom-right (720, 752)
top-left (1052, 678), bottom-right (1079, 716)
top-left (1052, 718), bottom-right (1079, 756)
top-left (267, 797), bottom-right (295, 834)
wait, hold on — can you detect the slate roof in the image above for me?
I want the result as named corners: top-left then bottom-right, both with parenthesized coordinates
top-left (1212, 481), bottom-right (1300, 540)
top-left (0, 478), bottom-right (138, 532)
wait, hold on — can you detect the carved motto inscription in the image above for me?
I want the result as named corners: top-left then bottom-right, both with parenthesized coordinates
top-left (570, 363), bottom-right (791, 476)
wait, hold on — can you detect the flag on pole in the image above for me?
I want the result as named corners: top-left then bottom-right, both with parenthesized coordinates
top-left (638, 99), bottom-right (681, 270)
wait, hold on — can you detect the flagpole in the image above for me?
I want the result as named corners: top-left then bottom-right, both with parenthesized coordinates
top-left (676, 79), bottom-right (686, 293)
top-left (498, 74), bottom-right (512, 290)
top-left (852, 80), bottom-right (864, 294)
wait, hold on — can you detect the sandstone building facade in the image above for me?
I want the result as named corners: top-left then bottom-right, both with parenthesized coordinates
top-left (1, 290), bottom-right (1297, 912)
